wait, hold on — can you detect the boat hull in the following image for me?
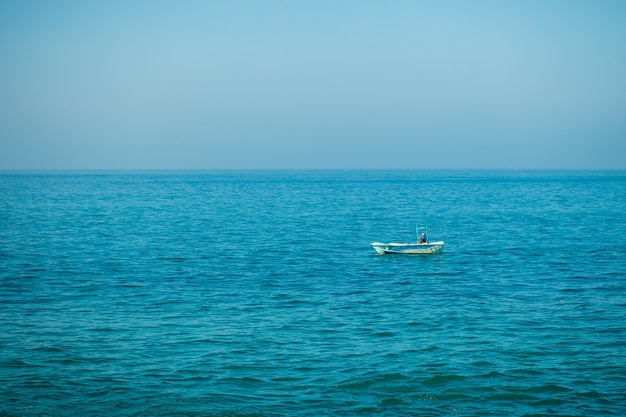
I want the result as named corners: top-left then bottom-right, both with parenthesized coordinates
top-left (371, 241), bottom-right (444, 255)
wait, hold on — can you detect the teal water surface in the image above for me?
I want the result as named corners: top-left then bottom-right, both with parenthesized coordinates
top-left (1, 170), bottom-right (625, 416)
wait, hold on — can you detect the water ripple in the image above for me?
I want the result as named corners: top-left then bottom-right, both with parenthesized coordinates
top-left (1, 170), bottom-right (625, 416)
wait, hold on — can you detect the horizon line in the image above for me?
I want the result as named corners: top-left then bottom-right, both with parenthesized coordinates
top-left (2, 167), bottom-right (625, 172)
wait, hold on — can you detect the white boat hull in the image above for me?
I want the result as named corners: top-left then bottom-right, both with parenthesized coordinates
top-left (371, 241), bottom-right (444, 255)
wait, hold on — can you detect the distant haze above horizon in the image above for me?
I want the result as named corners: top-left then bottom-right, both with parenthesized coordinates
top-left (1, 1), bottom-right (625, 170)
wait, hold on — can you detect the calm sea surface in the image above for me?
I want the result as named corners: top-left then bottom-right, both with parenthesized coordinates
top-left (1, 170), bottom-right (625, 417)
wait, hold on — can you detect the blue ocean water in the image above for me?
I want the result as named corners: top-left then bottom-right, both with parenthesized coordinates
top-left (1, 170), bottom-right (625, 417)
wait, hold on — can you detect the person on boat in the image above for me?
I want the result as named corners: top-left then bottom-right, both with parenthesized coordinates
top-left (418, 233), bottom-right (427, 244)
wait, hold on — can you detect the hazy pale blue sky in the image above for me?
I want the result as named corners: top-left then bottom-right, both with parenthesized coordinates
top-left (1, 0), bottom-right (625, 169)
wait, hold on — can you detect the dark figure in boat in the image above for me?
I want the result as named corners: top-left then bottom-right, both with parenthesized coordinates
top-left (418, 233), bottom-right (428, 244)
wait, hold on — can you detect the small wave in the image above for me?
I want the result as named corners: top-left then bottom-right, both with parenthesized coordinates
top-left (421, 374), bottom-right (468, 386)
top-left (475, 371), bottom-right (506, 379)
top-left (531, 383), bottom-right (573, 393)
top-left (377, 396), bottom-right (406, 406)
top-left (532, 398), bottom-right (567, 406)
top-left (1, 359), bottom-right (45, 368)
top-left (32, 346), bottom-right (63, 353)
top-left (370, 331), bottom-right (396, 338)
top-left (487, 393), bottom-right (535, 401)
top-left (434, 393), bottom-right (475, 401)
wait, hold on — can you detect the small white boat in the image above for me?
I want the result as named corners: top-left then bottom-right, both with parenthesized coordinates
top-left (371, 241), bottom-right (444, 254)
top-left (371, 226), bottom-right (444, 255)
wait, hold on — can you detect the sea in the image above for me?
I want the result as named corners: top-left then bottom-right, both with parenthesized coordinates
top-left (1, 170), bottom-right (625, 417)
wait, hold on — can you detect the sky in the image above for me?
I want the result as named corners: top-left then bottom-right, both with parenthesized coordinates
top-left (1, 0), bottom-right (625, 170)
